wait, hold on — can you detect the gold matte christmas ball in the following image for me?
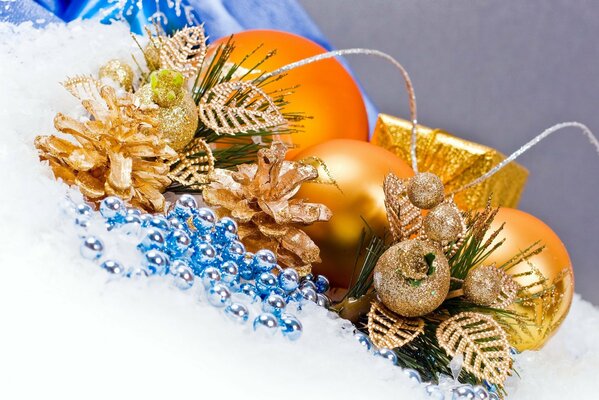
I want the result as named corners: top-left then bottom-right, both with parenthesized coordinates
top-left (373, 239), bottom-right (450, 317)
top-left (463, 265), bottom-right (502, 306)
top-left (99, 59), bottom-right (134, 91)
top-left (407, 172), bottom-right (445, 209)
top-left (423, 203), bottom-right (463, 242)
top-left (136, 83), bottom-right (198, 151)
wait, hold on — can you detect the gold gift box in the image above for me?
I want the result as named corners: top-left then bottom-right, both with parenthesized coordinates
top-left (372, 114), bottom-right (528, 210)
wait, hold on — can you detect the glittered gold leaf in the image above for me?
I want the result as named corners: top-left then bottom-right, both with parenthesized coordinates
top-left (383, 173), bottom-right (422, 243)
top-left (159, 26), bottom-right (207, 78)
top-left (491, 270), bottom-right (519, 309)
top-left (367, 300), bottom-right (424, 349)
top-left (167, 138), bottom-right (215, 189)
top-left (437, 312), bottom-right (511, 385)
top-left (62, 75), bottom-right (104, 103)
top-left (198, 81), bottom-right (286, 135)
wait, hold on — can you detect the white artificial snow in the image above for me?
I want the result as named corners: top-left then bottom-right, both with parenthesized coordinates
top-left (0, 20), bottom-right (598, 400)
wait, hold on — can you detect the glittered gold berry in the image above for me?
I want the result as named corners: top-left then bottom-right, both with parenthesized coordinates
top-left (99, 59), bottom-right (134, 91)
top-left (373, 239), bottom-right (450, 317)
top-left (407, 172), bottom-right (445, 209)
top-left (144, 42), bottom-right (161, 71)
top-left (463, 265), bottom-right (502, 306)
top-left (423, 202), bottom-right (463, 242)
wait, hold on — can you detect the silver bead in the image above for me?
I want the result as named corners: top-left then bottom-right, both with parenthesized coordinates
top-left (300, 280), bottom-right (317, 291)
top-left (262, 293), bottom-right (286, 315)
top-left (278, 268), bottom-right (300, 291)
top-left (201, 266), bottom-right (221, 288)
top-left (279, 313), bottom-right (303, 341)
top-left (169, 260), bottom-right (194, 290)
top-left (252, 313), bottom-right (279, 334)
top-left (452, 384), bottom-right (476, 400)
top-left (403, 368), bottom-right (422, 384)
top-left (176, 194), bottom-right (198, 209)
top-left (101, 260), bottom-right (125, 275)
top-left (80, 236), bottom-right (104, 260)
top-left (225, 303), bottom-right (250, 324)
top-left (353, 332), bottom-right (372, 351)
top-left (207, 283), bottom-right (231, 307)
top-left (299, 286), bottom-right (317, 303)
top-left (425, 384), bottom-right (445, 400)
top-left (375, 348), bottom-right (398, 365)
top-left (316, 293), bottom-right (331, 308)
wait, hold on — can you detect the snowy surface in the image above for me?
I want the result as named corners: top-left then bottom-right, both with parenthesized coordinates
top-left (0, 20), bottom-right (598, 400)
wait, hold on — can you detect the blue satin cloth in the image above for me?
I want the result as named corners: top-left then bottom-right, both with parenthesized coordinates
top-left (1, 0), bottom-right (377, 132)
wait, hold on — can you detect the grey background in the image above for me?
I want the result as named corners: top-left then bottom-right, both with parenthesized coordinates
top-left (299, 0), bottom-right (599, 304)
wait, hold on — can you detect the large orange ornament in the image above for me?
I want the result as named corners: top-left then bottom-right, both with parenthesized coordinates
top-left (211, 30), bottom-right (369, 158)
top-left (484, 208), bottom-right (574, 351)
top-left (294, 139), bottom-right (414, 289)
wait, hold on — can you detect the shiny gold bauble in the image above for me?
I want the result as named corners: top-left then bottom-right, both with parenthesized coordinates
top-left (373, 239), bottom-right (450, 317)
top-left (423, 203), bottom-right (463, 242)
top-left (463, 265), bottom-right (502, 306)
top-left (99, 59), bottom-right (134, 91)
top-left (211, 30), bottom-right (369, 158)
top-left (407, 172), bottom-right (445, 209)
top-left (136, 82), bottom-right (198, 151)
top-left (293, 139), bottom-right (414, 289)
top-left (483, 208), bottom-right (573, 351)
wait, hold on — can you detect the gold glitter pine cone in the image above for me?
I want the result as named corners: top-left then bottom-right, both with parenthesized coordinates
top-left (373, 239), bottom-right (450, 317)
top-left (203, 142), bottom-right (332, 274)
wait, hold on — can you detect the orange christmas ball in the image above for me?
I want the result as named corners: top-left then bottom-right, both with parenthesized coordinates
top-left (484, 208), bottom-right (574, 351)
top-left (211, 30), bottom-right (369, 158)
top-left (294, 139), bottom-right (414, 289)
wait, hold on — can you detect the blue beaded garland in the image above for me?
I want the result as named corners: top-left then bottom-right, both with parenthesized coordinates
top-left (279, 313), bottom-right (303, 341)
top-left (402, 368), bottom-right (422, 384)
top-left (120, 214), bottom-right (141, 235)
top-left (252, 313), bottom-right (279, 334)
top-left (314, 275), bottom-right (330, 293)
top-left (127, 267), bottom-right (149, 279)
top-left (300, 280), bottom-right (317, 291)
top-left (375, 348), bottom-right (399, 365)
top-left (219, 260), bottom-right (239, 285)
top-left (239, 283), bottom-right (260, 303)
top-left (225, 303), bottom-right (250, 324)
top-left (252, 249), bottom-right (277, 273)
top-left (213, 217), bottom-right (238, 244)
top-left (173, 194), bottom-right (197, 219)
top-left (255, 272), bottom-right (278, 295)
top-left (147, 215), bottom-right (169, 232)
top-left (192, 207), bottom-right (216, 232)
top-left (167, 216), bottom-right (186, 231)
top-left (451, 385), bottom-right (477, 400)
top-left (99, 196), bottom-right (126, 221)
top-left (138, 228), bottom-right (166, 251)
top-left (207, 283), bottom-right (232, 307)
top-left (316, 293), bottom-right (331, 308)
top-left (353, 332), bottom-right (372, 351)
top-left (299, 286), bottom-right (318, 303)
top-left (80, 236), bottom-right (104, 260)
top-left (201, 266), bottom-right (222, 288)
top-left (166, 229), bottom-right (192, 256)
top-left (223, 240), bottom-right (246, 263)
top-left (143, 249), bottom-right (170, 275)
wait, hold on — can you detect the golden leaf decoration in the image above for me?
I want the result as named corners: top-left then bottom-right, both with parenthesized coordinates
top-left (167, 138), bottom-right (215, 189)
top-left (159, 26), bottom-right (207, 78)
top-left (198, 80), bottom-right (287, 135)
top-left (436, 312), bottom-right (512, 385)
top-left (367, 300), bottom-right (424, 349)
top-left (491, 269), bottom-right (520, 309)
top-left (383, 173), bottom-right (423, 243)
top-left (62, 75), bottom-right (104, 103)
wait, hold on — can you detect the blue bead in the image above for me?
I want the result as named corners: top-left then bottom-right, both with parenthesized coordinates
top-left (127, 208), bottom-right (142, 216)
top-left (143, 250), bottom-right (170, 275)
top-left (207, 283), bottom-right (232, 307)
top-left (238, 254), bottom-right (254, 280)
top-left (166, 229), bottom-right (192, 256)
top-left (138, 228), bottom-right (165, 251)
top-left (99, 196), bottom-right (126, 220)
top-left (173, 194), bottom-right (197, 218)
top-left (139, 214), bottom-right (154, 227)
top-left (303, 273), bottom-right (315, 282)
top-left (278, 268), bottom-right (299, 292)
top-left (214, 217), bottom-right (238, 243)
top-left (255, 272), bottom-right (278, 294)
top-left (314, 275), bottom-right (330, 293)
top-left (286, 289), bottom-right (305, 304)
top-left (268, 287), bottom-right (287, 298)
top-left (252, 249), bottom-right (277, 272)
top-left (316, 293), bottom-right (331, 308)
top-left (201, 266), bottom-right (221, 288)
top-left (169, 260), bottom-right (194, 290)
top-left (192, 207), bottom-right (216, 232)
top-left (119, 214), bottom-right (141, 235)
top-left (76, 203), bottom-right (92, 218)
top-left (223, 240), bottom-right (246, 263)
top-left (239, 283), bottom-right (260, 303)
top-left (402, 368), bottom-right (422, 384)
top-left (127, 267), bottom-right (149, 279)
top-left (191, 242), bottom-right (217, 273)
top-left (300, 280), bottom-right (317, 291)
top-left (219, 260), bottom-right (239, 285)
top-left (252, 313), bottom-right (279, 334)
top-left (299, 286), bottom-right (318, 303)
top-left (225, 303), bottom-right (250, 324)
top-left (262, 293), bottom-right (286, 315)
top-left (167, 216), bottom-right (186, 231)
top-left (353, 332), bottom-right (372, 351)
top-left (375, 348), bottom-right (398, 365)
top-left (425, 384), bottom-right (445, 400)
top-left (279, 313), bottom-right (303, 341)
top-left (451, 385), bottom-right (477, 400)
top-left (147, 215), bottom-right (169, 232)
top-left (100, 260), bottom-right (125, 275)
top-left (80, 236), bottom-right (104, 260)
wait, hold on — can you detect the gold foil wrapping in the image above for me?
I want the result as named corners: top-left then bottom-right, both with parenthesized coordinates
top-left (372, 114), bottom-right (528, 210)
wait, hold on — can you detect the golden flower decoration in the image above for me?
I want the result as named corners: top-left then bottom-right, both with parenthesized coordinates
top-left (35, 77), bottom-right (177, 212)
top-left (203, 142), bottom-right (332, 274)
